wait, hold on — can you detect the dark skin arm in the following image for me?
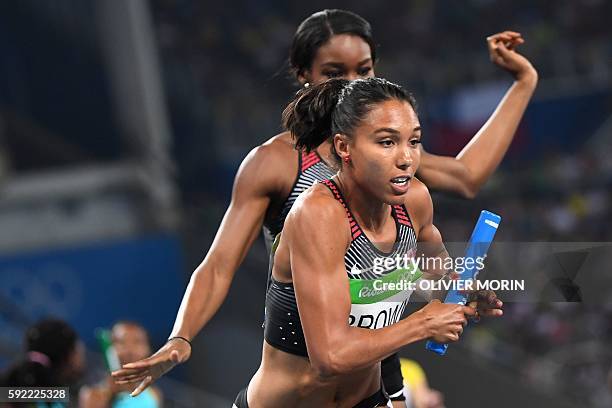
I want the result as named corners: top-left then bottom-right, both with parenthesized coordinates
top-left (111, 139), bottom-right (293, 395)
top-left (285, 187), bottom-right (479, 380)
top-left (418, 31), bottom-right (538, 198)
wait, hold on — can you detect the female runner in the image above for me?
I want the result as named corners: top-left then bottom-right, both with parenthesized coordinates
top-left (235, 77), bottom-right (502, 407)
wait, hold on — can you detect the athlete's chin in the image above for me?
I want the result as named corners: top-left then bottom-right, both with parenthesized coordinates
top-left (382, 178), bottom-right (411, 203)
top-left (384, 190), bottom-right (408, 205)
top-left (365, 182), bottom-right (409, 205)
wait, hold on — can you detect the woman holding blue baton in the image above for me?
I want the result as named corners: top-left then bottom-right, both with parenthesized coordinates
top-left (232, 78), bottom-right (503, 407)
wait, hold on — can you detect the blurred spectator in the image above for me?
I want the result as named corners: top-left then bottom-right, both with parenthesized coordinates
top-left (79, 321), bottom-right (161, 408)
top-left (400, 358), bottom-right (445, 408)
top-left (1, 318), bottom-right (84, 406)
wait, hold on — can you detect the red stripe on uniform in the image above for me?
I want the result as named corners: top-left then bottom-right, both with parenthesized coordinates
top-left (320, 179), bottom-right (363, 241)
top-left (393, 205), bottom-right (411, 225)
top-left (301, 152), bottom-right (321, 171)
top-left (302, 156), bottom-right (319, 168)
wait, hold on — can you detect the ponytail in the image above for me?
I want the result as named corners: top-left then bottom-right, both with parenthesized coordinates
top-left (282, 79), bottom-right (348, 152)
top-left (283, 77), bottom-right (417, 158)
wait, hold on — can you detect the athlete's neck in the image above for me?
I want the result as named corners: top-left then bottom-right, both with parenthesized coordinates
top-left (315, 139), bottom-right (337, 168)
top-left (334, 172), bottom-right (391, 233)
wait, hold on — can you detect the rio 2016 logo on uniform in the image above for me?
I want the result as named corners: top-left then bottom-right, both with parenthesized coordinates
top-left (349, 267), bottom-right (422, 305)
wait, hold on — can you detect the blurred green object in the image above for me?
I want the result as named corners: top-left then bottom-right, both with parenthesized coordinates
top-left (95, 328), bottom-right (121, 372)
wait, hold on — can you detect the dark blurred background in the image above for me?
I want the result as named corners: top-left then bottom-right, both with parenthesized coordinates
top-left (0, 0), bottom-right (610, 407)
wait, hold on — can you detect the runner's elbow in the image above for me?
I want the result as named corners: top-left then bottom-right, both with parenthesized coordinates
top-left (311, 349), bottom-right (353, 379)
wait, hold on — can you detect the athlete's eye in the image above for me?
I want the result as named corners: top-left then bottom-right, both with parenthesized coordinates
top-left (409, 138), bottom-right (422, 147)
top-left (358, 67), bottom-right (372, 76)
top-left (324, 71), bottom-right (343, 78)
top-left (379, 139), bottom-right (394, 147)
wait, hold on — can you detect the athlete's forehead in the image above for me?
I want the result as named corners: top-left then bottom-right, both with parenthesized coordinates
top-left (312, 34), bottom-right (372, 68)
top-left (359, 100), bottom-right (420, 135)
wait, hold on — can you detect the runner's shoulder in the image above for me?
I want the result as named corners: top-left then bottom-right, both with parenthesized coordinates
top-left (288, 182), bottom-right (347, 232)
top-left (258, 131), bottom-right (297, 157)
top-left (237, 132), bottom-right (297, 189)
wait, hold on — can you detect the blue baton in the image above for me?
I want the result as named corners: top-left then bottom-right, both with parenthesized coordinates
top-left (425, 210), bottom-right (501, 355)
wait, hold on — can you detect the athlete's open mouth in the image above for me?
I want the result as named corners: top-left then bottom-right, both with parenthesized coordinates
top-left (390, 176), bottom-right (411, 187)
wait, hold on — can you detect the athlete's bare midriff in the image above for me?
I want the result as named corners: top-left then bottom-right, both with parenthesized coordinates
top-left (247, 341), bottom-right (381, 408)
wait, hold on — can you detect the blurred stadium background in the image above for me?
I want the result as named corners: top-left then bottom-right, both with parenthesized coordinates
top-left (0, 0), bottom-right (610, 407)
